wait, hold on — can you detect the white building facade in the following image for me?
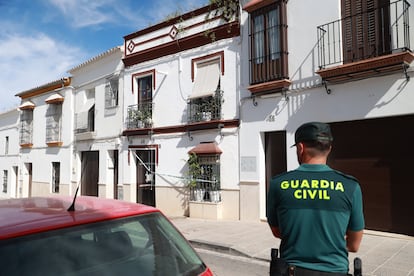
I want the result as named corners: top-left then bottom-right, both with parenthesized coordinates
top-left (68, 47), bottom-right (124, 201)
top-left (3, 0), bottom-right (413, 236)
top-left (0, 108), bottom-right (20, 198)
top-left (14, 78), bottom-right (75, 197)
top-left (239, 0), bottom-right (414, 235)
top-left (122, 3), bottom-right (241, 219)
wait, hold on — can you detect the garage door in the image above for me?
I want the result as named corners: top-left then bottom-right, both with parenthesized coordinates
top-left (328, 115), bottom-right (413, 236)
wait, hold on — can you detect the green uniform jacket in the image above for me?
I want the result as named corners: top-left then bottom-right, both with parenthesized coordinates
top-left (267, 164), bottom-right (364, 273)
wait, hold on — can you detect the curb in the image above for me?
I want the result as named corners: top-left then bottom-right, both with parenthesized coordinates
top-left (189, 239), bottom-right (270, 263)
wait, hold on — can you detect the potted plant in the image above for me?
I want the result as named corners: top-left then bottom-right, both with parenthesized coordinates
top-left (128, 109), bottom-right (144, 128)
top-left (130, 108), bottom-right (154, 128)
top-left (187, 153), bottom-right (205, 201)
top-left (209, 175), bottom-right (221, 203)
top-left (144, 117), bottom-right (153, 128)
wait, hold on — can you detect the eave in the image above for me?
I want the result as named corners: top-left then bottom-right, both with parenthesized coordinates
top-left (15, 78), bottom-right (72, 100)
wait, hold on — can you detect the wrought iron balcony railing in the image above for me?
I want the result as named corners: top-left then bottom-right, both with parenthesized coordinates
top-left (317, 0), bottom-right (411, 69)
top-left (187, 90), bottom-right (223, 123)
top-left (126, 102), bottom-right (153, 129)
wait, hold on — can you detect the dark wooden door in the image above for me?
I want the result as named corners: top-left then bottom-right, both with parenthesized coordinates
top-left (136, 150), bottom-right (156, 207)
top-left (81, 151), bottom-right (99, 196)
top-left (265, 131), bottom-right (287, 216)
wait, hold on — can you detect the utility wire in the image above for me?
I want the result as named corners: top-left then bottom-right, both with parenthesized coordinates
top-left (130, 150), bottom-right (216, 184)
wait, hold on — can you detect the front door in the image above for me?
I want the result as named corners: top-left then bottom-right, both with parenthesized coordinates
top-left (265, 131), bottom-right (287, 216)
top-left (26, 163), bottom-right (32, 197)
top-left (81, 151), bottom-right (99, 196)
top-left (135, 150), bottom-right (156, 207)
top-left (113, 150), bottom-right (119, 199)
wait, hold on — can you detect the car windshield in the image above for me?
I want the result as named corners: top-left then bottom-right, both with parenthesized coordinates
top-left (0, 212), bottom-right (207, 276)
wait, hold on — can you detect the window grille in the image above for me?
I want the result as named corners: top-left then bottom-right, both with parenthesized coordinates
top-left (2, 170), bottom-right (8, 193)
top-left (189, 154), bottom-right (221, 202)
top-left (46, 104), bottom-right (62, 143)
top-left (19, 110), bottom-right (33, 145)
top-left (105, 78), bottom-right (119, 108)
top-left (52, 162), bottom-right (60, 193)
top-left (248, 2), bottom-right (288, 84)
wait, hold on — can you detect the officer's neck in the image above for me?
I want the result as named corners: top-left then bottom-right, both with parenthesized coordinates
top-left (299, 155), bottom-right (327, 165)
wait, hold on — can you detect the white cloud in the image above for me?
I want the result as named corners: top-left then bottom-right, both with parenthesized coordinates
top-left (48, 0), bottom-right (117, 28)
top-left (123, 0), bottom-right (209, 28)
top-left (0, 0), bottom-right (210, 111)
top-left (47, 0), bottom-right (209, 29)
top-left (0, 30), bottom-right (84, 111)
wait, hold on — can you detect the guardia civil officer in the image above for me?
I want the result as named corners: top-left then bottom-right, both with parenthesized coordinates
top-left (267, 122), bottom-right (364, 276)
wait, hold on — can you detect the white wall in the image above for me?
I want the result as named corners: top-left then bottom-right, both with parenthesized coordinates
top-left (0, 108), bottom-right (21, 198)
top-left (17, 87), bottom-right (75, 196)
top-left (239, 0), bottom-right (414, 220)
top-left (122, 14), bottom-right (241, 216)
top-left (70, 48), bottom-right (124, 197)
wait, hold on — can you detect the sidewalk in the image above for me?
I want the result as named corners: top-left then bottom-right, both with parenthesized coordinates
top-left (170, 217), bottom-right (414, 276)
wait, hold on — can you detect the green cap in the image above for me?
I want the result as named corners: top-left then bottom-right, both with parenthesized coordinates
top-left (293, 122), bottom-right (333, 146)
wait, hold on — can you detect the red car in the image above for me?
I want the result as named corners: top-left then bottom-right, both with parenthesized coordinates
top-left (0, 196), bottom-right (213, 276)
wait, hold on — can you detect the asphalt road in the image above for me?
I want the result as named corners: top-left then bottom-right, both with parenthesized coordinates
top-left (196, 248), bottom-right (269, 276)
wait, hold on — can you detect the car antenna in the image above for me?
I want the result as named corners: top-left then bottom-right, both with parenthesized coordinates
top-left (67, 186), bottom-right (80, 212)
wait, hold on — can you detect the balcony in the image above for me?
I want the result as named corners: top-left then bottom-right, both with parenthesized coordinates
top-left (316, 0), bottom-right (414, 84)
top-left (126, 103), bottom-right (153, 129)
top-left (122, 90), bottom-right (239, 137)
top-left (187, 90), bottom-right (223, 123)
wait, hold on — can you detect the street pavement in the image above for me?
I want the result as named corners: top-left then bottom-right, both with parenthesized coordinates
top-left (170, 217), bottom-right (414, 276)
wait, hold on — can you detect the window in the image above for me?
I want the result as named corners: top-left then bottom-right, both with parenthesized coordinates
top-left (52, 162), bottom-right (60, 193)
top-left (2, 170), bottom-right (7, 193)
top-left (0, 213), bottom-right (207, 275)
top-left (5, 136), bottom-right (9, 155)
top-left (105, 77), bottom-right (119, 108)
top-left (46, 104), bottom-right (62, 144)
top-left (342, 0), bottom-right (391, 63)
top-left (188, 142), bottom-right (222, 202)
top-left (137, 75), bottom-right (152, 105)
top-left (76, 89), bottom-right (95, 133)
top-left (248, 1), bottom-right (288, 84)
top-left (88, 105), bottom-right (95, 132)
top-left (127, 73), bottom-right (154, 129)
top-left (20, 109), bottom-right (33, 146)
top-left (188, 154), bottom-right (221, 202)
top-left (188, 58), bottom-right (223, 123)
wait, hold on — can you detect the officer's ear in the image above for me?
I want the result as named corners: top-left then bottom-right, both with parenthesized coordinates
top-left (296, 142), bottom-right (305, 163)
top-left (296, 142), bottom-right (305, 153)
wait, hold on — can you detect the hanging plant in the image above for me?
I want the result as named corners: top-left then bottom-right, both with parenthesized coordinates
top-left (187, 153), bottom-right (201, 188)
top-left (208, 0), bottom-right (239, 22)
top-left (204, 0), bottom-right (239, 41)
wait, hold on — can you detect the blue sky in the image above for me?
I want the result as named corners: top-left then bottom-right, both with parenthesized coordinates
top-left (0, 0), bottom-right (208, 112)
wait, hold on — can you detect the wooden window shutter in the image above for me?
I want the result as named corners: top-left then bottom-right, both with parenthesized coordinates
top-left (342, 0), bottom-right (354, 63)
top-left (341, 0), bottom-right (390, 63)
